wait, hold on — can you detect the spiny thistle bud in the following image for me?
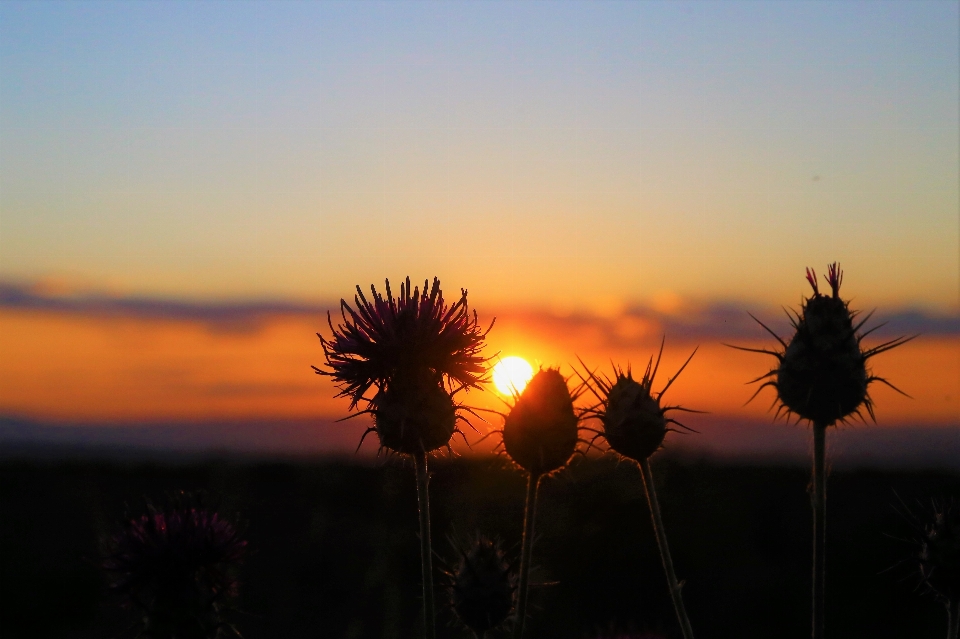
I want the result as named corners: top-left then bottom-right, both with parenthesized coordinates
top-left (740, 263), bottom-right (913, 425)
top-left (101, 493), bottom-right (247, 639)
top-left (918, 500), bottom-right (960, 602)
top-left (315, 277), bottom-right (492, 455)
top-left (446, 535), bottom-right (517, 635)
top-left (580, 342), bottom-right (698, 462)
top-left (502, 368), bottom-right (578, 476)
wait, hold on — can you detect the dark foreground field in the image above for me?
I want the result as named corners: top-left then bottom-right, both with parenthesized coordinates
top-left (2, 454), bottom-right (958, 639)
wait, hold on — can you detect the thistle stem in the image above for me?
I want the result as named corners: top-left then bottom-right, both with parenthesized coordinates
top-left (414, 450), bottom-right (436, 639)
top-left (639, 458), bottom-right (695, 639)
top-left (811, 421), bottom-right (828, 639)
top-left (948, 598), bottom-right (960, 639)
top-left (513, 472), bottom-right (542, 639)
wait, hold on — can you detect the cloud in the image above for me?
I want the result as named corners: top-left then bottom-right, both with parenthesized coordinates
top-left (497, 302), bottom-right (958, 348)
top-left (1, 279), bottom-right (956, 342)
top-left (0, 280), bottom-right (325, 332)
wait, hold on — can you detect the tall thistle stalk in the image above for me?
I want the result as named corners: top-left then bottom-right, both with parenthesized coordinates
top-left (949, 599), bottom-right (960, 639)
top-left (811, 421), bottom-right (827, 638)
top-left (514, 472), bottom-right (542, 639)
top-left (731, 263), bottom-right (913, 639)
top-left (639, 458), bottom-right (695, 639)
top-left (316, 277), bottom-right (492, 639)
top-left (578, 341), bottom-right (699, 639)
top-left (500, 368), bottom-right (579, 639)
top-left (414, 451), bottom-right (436, 639)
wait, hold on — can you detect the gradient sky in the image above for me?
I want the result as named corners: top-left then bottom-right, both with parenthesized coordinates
top-left (0, 2), bottom-right (957, 439)
top-left (2, 0), bottom-right (958, 311)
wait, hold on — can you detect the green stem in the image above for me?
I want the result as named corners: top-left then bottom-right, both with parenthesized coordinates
top-left (811, 422), bottom-right (828, 639)
top-left (513, 472), bottom-right (542, 639)
top-left (414, 450), bottom-right (436, 639)
top-left (639, 458), bottom-right (695, 639)
top-left (948, 598), bottom-right (960, 639)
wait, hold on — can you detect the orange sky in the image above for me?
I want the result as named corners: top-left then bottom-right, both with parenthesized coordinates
top-left (2, 304), bottom-right (955, 432)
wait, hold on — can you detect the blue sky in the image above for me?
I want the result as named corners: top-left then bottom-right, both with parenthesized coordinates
top-left (2, 0), bottom-right (958, 310)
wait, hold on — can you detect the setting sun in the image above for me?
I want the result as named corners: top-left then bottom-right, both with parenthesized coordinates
top-left (492, 356), bottom-right (534, 396)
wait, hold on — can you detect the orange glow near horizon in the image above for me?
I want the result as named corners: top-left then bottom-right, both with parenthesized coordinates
top-left (0, 308), bottom-right (956, 430)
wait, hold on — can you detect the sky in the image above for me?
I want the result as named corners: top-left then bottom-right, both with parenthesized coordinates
top-left (0, 1), bottom-right (957, 452)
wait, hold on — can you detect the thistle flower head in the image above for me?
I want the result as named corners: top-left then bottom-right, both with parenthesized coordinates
top-left (501, 368), bottom-right (579, 476)
top-left (445, 534), bottom-right (517, 635)
top-left (315, 277), bottom-right (492, 455)
top-left (579, 341), bottom-right (699, 462)
top-left (737, 263), bottom-right (914, 426)
top-left (101, 493), bottom-right (247, 639)
top-left (916, 499), bottom-right (960, 603)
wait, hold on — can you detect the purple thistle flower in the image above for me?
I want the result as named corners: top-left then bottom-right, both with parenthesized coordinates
top-left (102, 494), bottom-right (247, 639)
top-left (315, 277), bottom-right (492, 455)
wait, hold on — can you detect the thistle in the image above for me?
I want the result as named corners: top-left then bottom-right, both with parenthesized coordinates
top-left (895, 498), bottom-right (960, 639)
top-left (578, 341), bottom-right (699, 639)
top-left (315, 277), bottom-right (492, 639)
top-left (101, 493), bottom-right (247, 639)
top-left (733, 263), bottom-right (913, 639)
top-left (499, 367), bottom-right (580, 639)
top-left (445, 534), bottom-right (517, 639)
top-left (502, 368), bottom-right (579, 477)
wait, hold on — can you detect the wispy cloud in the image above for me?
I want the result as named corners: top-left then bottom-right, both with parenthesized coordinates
top-left (0, 280), bottom-right (324, 332)
top-left (2, 279), bottom-right (956, 341)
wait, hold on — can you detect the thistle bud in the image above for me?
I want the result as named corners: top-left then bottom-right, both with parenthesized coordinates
top-left (448, 535), bottom-right (516, 635)
top-left (372, 370), bottom-right (457, 455)
top-left (603, 374), bottom-right (667, 461)
top-left (502, 368), bottom-right (578, 476)
top-left (777, 264), bottom-right (867, 424)
top-left (580, 343), bottom-right (698, 463)
top-left (919, 501), bottom-right (960, 602)
top-left (739, 263), bottom-right (913, 426)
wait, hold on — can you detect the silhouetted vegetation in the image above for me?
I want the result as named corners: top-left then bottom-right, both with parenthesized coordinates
top-left (2, 455), bottom-right (957, 638)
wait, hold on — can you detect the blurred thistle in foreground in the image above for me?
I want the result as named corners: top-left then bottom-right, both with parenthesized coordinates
top-left (101, 493), bottom-right (247, 639)
top-left (315, 277), bottom-right (493, 639)
top-left (578, 341), bottom-right (699, 639)
top-left (732, 263), bottom-right (914, 639)
top-left (896, 498), bottom-right (960, 639)
top-left (445, 534), bottom-right (517, 639)
top-left (498, 367), bottom-right (581, 639)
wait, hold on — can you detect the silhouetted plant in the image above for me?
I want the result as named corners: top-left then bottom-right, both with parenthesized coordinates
top-left (498, 367), bottom-right (580, 639)
top-left (315, 277), bottom-right (492, 639)
top-left (578, 341), bottom-right (699, 639)
top-left (101, 492), bottom-right (247, 639)
top-left (894, 498), bottom-right (960, 639)
top-left (444, 534), bottom-right (517, 639)
top-left (732, 263), bottom-right (913, 639)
